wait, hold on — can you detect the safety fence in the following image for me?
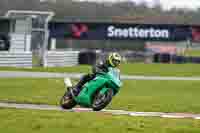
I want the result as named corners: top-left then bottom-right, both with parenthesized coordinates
top-left (0, 52), bottom-right (32, 67)
top-left (46, 51), bottom-right (79, 67)
top-left (0, 51), bottom-right (80, 68)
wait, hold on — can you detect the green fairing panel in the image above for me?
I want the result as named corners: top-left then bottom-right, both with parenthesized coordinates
top-left (74, 67), bottom-right (122, 107)
top-left (74, 77), bottom-right (108, 106)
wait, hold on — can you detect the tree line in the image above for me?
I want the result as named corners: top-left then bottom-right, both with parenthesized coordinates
top-left (0, 0), bottom-right (200, 25)
top-left (1, 0), bottom-right (200, 50)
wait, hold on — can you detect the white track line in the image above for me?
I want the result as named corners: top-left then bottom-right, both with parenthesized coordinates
top-left (0, 102), bottom-right (200, 120)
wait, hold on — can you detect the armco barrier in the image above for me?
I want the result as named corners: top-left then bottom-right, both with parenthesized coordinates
top-left (154, 53), bottom-right (200, 64)
top-left (188, 56), bottom-right (200, 63)
top-left (0, 52), bottom-right (32, 67)
top-left (46, 51), bottom-right (79, 67)
top-left (172, 56), bottom-right (200, 64)
top-left (171, 55), bottom-right (187, 64)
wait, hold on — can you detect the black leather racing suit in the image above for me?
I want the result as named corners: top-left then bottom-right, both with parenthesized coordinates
top-left (73, 61), bottom-right (111, 95)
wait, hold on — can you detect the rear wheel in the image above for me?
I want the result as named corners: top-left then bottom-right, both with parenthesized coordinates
top-left (92, 89), bottom-right (113, 111)
top-left (60, 88), bottom-right (77, 109)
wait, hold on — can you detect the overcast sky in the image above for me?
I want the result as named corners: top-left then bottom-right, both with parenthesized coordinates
top-left (159, 0), bottom-right (200, 10)
top-left (76, 0), bottom-right (200, 10)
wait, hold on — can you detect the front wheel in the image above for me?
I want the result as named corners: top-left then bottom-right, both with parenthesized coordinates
top-left (60, 88), bottom-right (77, 109)
top-left (92, 89), bottom-right (113, 111)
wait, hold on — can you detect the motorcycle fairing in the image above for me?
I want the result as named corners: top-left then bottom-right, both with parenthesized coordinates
top-left (74, 76), bottom-right (108, 107)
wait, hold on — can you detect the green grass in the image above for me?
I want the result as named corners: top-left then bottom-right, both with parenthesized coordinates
top-left (0, 78), bottom-right (64, 105)
top-left (2, 63), bottom-right (200, 76)
top-left (1, 78), bottom-right (200, 113)
top-left (120, 63), bottom-right (200, 76)
top-left (0, 108), bottom-right (200, 133)
top-left (185, 49), bottom-right (200, 57)
top-left (111, 80), bottom-right (200, 113)
top-left (0, 65), bottom-right (91, 73)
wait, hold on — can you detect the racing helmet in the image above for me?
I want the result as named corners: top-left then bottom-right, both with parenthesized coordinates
top-left (107, 52), bottom-right (122, 67)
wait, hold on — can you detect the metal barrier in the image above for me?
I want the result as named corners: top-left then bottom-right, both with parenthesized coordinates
top-left (46, 51), bottom-right (79, 67)
top-left (10, 34), bottom-right (25, 52)
top-left (0, 52), bottom-right (32, 67)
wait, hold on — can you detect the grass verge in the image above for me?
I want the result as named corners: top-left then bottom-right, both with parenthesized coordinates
top-left (185, 49), bottom-right (200, 57)
top-left (0, 108), bottom-right (200, 133)
top-left (0, 78), bottom-right (200, 113)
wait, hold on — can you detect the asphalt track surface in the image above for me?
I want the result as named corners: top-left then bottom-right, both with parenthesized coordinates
top-left (1, 71), bottom-right (200, 120)
top-left (1, 71), bottom-right (200, 80)
top-left (0, 102), bottom-right (200, 120)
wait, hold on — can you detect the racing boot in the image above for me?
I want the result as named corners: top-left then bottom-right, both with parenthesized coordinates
top-left (70, 74), bottom-right (95, 96)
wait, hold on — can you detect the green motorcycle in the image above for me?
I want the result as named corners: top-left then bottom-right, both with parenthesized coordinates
top-left (60, 67), bottom-right (122, 111)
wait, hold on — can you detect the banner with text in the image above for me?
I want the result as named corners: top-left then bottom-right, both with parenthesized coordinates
top-left (49, 22), bottom-right (192, 41)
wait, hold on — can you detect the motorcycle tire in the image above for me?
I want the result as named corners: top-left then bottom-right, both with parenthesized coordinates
top-left (92, 88), bottom-right (113, 111)
top-left (60, 88), bottom-right (77, 109)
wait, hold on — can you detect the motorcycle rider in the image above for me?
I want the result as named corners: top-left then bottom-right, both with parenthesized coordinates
top-left (71, 52), bottom-right (122, 96)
